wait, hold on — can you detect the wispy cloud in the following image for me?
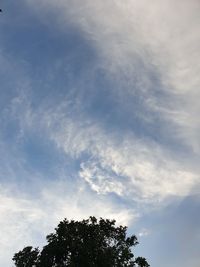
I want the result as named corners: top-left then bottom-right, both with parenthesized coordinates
top-left (29, 0), bottom-right (200, 153)
top-left (13, 95), bottom-right (197, 202)
top-left (2, 0), bottom-right (199, 204)
top-left (44, 104), bottom-right (198, 202)
top-left (0, 1), bottom-right (199, 266)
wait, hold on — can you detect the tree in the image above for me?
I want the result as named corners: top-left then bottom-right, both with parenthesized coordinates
top-left (13, 216), bottom-right (150, 267)
top-left (12, 246), bottom-right (39, 267)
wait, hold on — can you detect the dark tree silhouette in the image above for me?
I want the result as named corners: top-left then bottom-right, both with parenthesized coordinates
top-left (12, 246), bottom-right (40, 267)
top-left (13, 216), bottom-right (150, 267)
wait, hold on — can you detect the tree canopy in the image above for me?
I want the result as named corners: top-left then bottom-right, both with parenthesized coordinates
top-left (13, 216), bottom-right (150, 267)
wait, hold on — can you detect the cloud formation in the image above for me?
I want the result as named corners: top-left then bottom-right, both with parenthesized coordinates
top-left (32, 0), bottom-right (200, 153)
top-left (0, 0), bottom-right (199, 266)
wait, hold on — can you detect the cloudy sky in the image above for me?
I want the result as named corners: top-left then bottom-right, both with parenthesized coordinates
top-left (0, 0), bottom-right (200, 266)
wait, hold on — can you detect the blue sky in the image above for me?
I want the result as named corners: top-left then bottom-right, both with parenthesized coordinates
top-left (0, 0), bottom-right (200, 266)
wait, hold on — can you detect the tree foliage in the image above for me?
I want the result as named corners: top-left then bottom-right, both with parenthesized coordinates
top-left (13, 216), bottom-right (149, 267)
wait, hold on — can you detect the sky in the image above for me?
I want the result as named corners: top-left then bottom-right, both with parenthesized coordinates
top-left (0, 0), bottom-right (200, 266)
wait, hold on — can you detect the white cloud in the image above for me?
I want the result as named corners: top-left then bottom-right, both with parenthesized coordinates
top-left (0, 0), bottom-right (198, 221)
top-left (1, 1), bottom-right (200, 266)
top-left (36, 104), bottom-right (198, 203)
top-left (5, 87), bottom-right (197, 203)
top-left (26, 0), bottom-right (200, 153)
